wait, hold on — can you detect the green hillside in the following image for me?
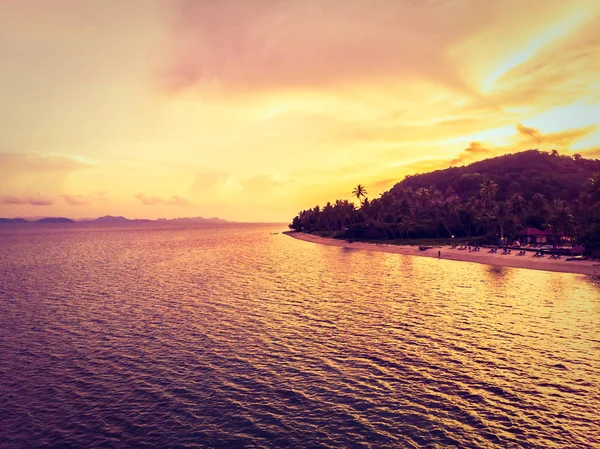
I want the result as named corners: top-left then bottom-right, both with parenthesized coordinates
top-left (289, 150), bottom-right (600, 251)
top-left (392, 150), bottom-right (600, 201)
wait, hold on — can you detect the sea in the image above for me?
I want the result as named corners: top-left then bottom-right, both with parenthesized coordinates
top-left (1, 224), bottom-right (599, 448)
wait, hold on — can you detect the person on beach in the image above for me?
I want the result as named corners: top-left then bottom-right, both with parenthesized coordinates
top-left (438, 250), bottom-right (441, 258)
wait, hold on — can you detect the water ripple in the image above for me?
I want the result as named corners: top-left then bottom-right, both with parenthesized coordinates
top-left (1, 224), bottom-right (599, 448)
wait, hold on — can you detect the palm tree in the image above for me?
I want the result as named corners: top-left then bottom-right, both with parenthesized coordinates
top-left (531, 193), bottom-right (547, 217)
top-left (446, 189), bottom-right (469, 238)
top-left (414, 187), bottom-right (431, 221)
top-left (462, 197), bottom-right (480, 239)
top-left (334, 200), bottom-right (346, 229)
top-left (341, 200), bottom-right (357, 226)
top-left (322, 202), bottom-right (334, 231)
top-left (430, 188), bottom-right (453, 237)
top-left (550, 200), bottom-right (573, 245)
top-left (575, 192), bottom-right (592, 229)
top-left (508, 193), bottom-right (526, 223)
top-left (399, 217), bottom-right (414, 239)
top-left (479, 179), bottom-right (498, 210)
top-left (352, 184), bottom-right (368, 202)
top-left (492, 201), bottom-right (514, 245)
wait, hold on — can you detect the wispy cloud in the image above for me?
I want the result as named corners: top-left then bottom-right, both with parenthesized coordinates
top-left (516, 124), bottom-right (596, 147)
top-left (63, 192), bottom-right (108, 206)
top-left (449, 142), bottom-right (492, 166)
top-left (0, 152), bottom-right (92, 198)
top-left (242, 175), bottom-right (285, 193)
top-left (134, 193), bottom-right (193, 206)
top-left (159, 0), bottom-right (480, 95)
top-left (411, 123), bottom-right (597, 172)
top-left (0, 194), bottom-right (53, 206)
top-left (63, 195), bottom-right (90, 206)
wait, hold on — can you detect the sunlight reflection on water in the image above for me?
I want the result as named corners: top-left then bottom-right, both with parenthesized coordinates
top-left (1, 224), bottom-right (599, 448)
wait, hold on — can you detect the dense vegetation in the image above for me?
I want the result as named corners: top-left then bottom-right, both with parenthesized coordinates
top-left (289, 150), bottom-right (600, 251)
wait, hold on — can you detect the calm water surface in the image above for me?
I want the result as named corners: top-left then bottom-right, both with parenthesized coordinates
top-left (1, 224), bottom-right (599, 448)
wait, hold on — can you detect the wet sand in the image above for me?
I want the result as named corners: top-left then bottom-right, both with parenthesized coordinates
top-left (284, 231), bottom-right (600, 276)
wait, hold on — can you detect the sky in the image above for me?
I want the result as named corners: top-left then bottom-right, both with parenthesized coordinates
top-left (1, 0), bottom-right (599, 222)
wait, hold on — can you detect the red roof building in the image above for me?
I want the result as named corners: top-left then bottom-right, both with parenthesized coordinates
top-left (518, 227), bottom-right (554, 245)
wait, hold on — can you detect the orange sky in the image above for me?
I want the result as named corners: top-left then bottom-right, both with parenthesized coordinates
top-left (1, 0), bottom-right (599, 222)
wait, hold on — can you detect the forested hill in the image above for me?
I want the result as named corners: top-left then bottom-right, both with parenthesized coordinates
top-left (289, 149), bottom-right (600, 249)
top-left (392, 150), bottom-right (600, 201)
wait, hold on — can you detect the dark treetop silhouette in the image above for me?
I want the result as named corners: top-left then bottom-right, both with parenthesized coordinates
top-left (289, 150), bottom-right (600, 252)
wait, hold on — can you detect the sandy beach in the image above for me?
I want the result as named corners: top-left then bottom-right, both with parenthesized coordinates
top-left (284, 231), bottom-right (600, 276)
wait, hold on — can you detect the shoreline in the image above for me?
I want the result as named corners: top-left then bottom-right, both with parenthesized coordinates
top-left (284, 231), bottom-right (600, 276)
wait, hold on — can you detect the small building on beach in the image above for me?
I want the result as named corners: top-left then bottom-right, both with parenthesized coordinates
top-left (518, 227), bottom-right (554, 245)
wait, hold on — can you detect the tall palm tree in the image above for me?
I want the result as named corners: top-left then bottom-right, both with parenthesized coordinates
top-left (399, 217), bottom-right (414, 240)
top-left (479, 179), bottom-right (498, 210)
top-left (430, 188), bottom-right (453, 238)
top-left (531, 193), bottom-right (547, 217)
top-left (334, 200), bottom-right (346, 229)
top-left (575, 192), bottom-right (592, 229)
top-left (491, 201), bottom-right (513, 245)
top-left (352, 184), bottom-right (368, 202)
top-left (446, 190), bottom-right (469, 237)
top-left (414, 187), bottom-right (431, 220)
top-left (342, 200), bottom-right (357, 226)
top-left (550, 200), bottom-right (573, 245)
top-left (508, 193), bottom-right (526, 224)
top-left (463, 197), bottom-right (480, 238)
top-left (322, 202), bottom-right (334, 231)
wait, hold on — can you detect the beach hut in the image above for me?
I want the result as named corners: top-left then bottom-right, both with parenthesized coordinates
top-left (518, 227), bottom-right (554, 245)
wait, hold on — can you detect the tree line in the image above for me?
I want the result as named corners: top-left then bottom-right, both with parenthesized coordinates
top-left (289, 151), bottom-right (600, 251)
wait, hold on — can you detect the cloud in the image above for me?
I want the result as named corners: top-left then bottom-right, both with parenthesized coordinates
top-left (187, 169), bottom-right (248, 198)
top-left (486, 17), bottom-right (600, 109)
top-left (1, 1), bottom-right (598, 223)
top-left (347, 122), bottom-right (600, 202)
top-left (0, 194), bottom-right (53, 206)
top-left (516, 124), bottom-right (596, 147)
top-left (64, 195), bottom-right (89, 206)
top-left (449, 142), bottom-right (492, 165)
top-left (446, 123), bottom-right (596, 168)
top-left (446, 123), bottom-right (597, 168)
top-left (242, 175), bottom-right (285, 192)
top-left (159, 0), bottom-right (484, 95)
top-left (0, 152), bottom-right (91, 173)
top-left (579, 147), bottom-right (600, 158)
top-left (134, 193), bottom-right (192, 206)
top-left (0, 153), bottom-right (92, 199)
top-left (63, 192), bottom-right (108, 206)
top-left (188, 169), bottom-right (229, 194)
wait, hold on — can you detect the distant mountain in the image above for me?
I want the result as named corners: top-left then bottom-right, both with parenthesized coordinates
top-left (87, 215), bottom-right (230, 224)
top-left (0, 218), bottom-right (28, 224)
top-left (35, 217), bottom-right (76, 224)
top-left (0, 215), bottom-right (231, 225)
top-left (90, 215), bottom-right (153, 224)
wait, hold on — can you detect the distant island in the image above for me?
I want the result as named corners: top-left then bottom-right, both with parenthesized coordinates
top-left (289, 150), bottom-right (600, 254)
top-left (0, 215), bottom-right (230, 226)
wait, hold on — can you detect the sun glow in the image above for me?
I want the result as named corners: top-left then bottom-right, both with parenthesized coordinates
top-left (0, 0), bottom-right (599, 221)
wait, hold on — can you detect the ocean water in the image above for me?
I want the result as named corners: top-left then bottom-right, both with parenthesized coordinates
top-left (1, 224), bottom-right (599, 448)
